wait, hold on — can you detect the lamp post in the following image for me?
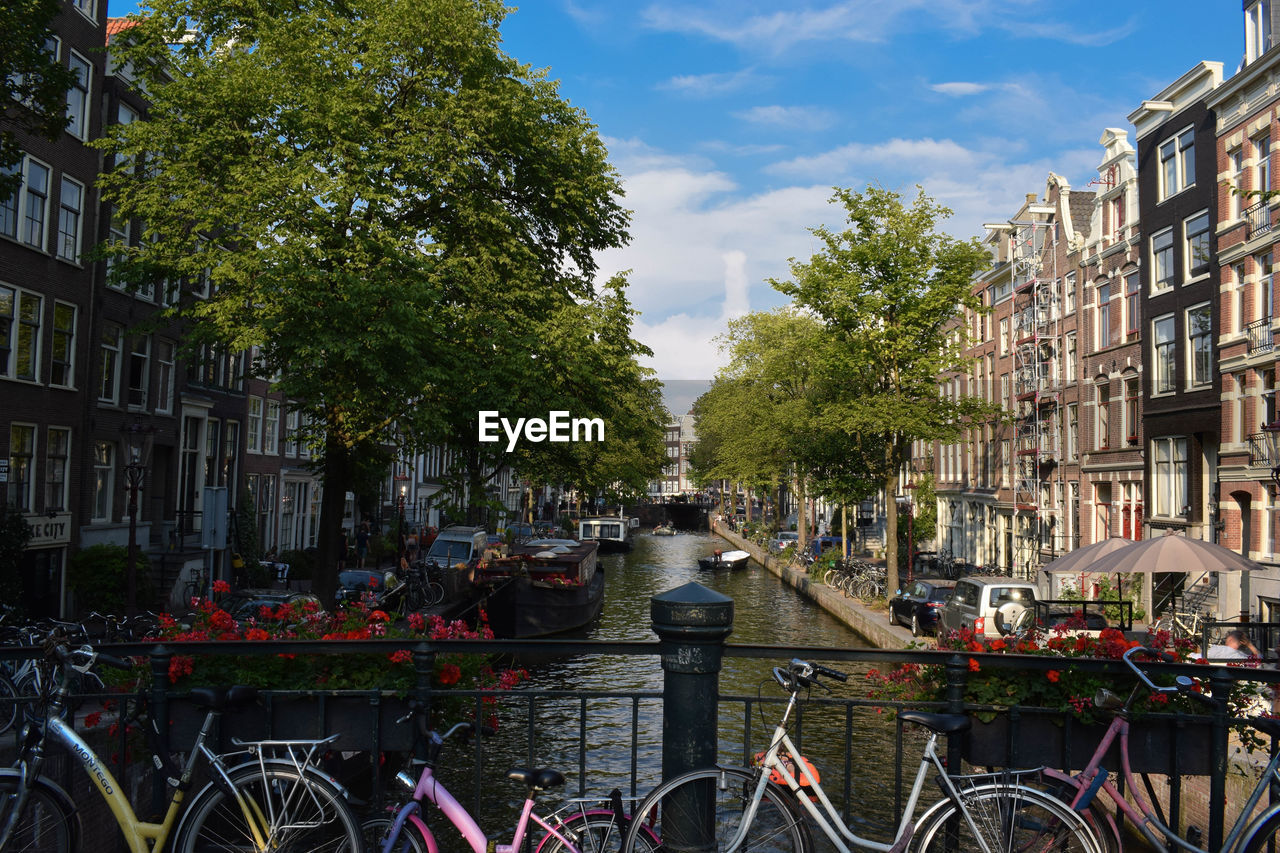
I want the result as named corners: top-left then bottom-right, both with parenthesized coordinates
top-left (121, 417), bottom-right (157, 617)
top-left (1265, 423), bottom-right (1280, 498)
top-left (394, 472), bottom-right (410, 560)
top-left (897, 490), bottom-right (915, 585)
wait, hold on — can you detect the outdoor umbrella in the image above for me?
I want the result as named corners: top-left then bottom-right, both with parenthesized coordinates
top-left (1040, 537), bottom-right (1136, 575)
top-left (1083, 530), bottom-right (1264, 576)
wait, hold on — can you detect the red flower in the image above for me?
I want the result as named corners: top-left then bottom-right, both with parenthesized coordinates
top-left (212, 579), bottom-right (230, 594)
top-left (407, 612), bottom-right (425, 631)
top-left (369, 610), bottom-right (390, 623)
top-left (989, 639), bottom-right (1007, 652)
top-left (388, 650), bottom-right (412, 664)
top-left (1046, 670), bottom-right (1060, 683)
top-left (437, 663), bottom-right (462, 686)
top-left (968, 657), bottom-right (981, 672)
top-left (84, 711), bottom-right (103, 728)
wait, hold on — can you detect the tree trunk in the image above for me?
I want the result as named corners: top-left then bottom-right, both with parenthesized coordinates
top-left (315, 432), bottom-right (350, 609)
top-left (885, 462), bottom-right (900, 602)
top-left (796, 475), bottom-right (808, 553)
top-left (841, 504), bottom-right (849, 558)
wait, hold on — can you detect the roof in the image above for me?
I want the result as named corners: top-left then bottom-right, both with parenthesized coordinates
top-left (106, 17), bottom-right (140, 42)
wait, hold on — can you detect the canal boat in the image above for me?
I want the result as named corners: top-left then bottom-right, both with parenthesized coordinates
top-left (652, 523), bottom-right (675, 536)
top-left (473, 539), bottom-right (605, 638)
top-left (577, 516), bottom-right (638, 552)
top-left (697, 549), bottom-right (751, 571)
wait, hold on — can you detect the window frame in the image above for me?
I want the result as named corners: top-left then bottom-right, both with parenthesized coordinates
top-left (1186, 302), bottom-right (1213, 389)
top-left (1152, 227), bottom-right (1175, 291)
top-left (1158, 127), bottom-right (1196, 200)
top-left (1152, 314), bottom-right (1177, 395)
top-left (127, 334), bottom-right (151, 409)
top-left (1096, 382), bottom-right (1111, 450)
top-left (1096, 281), bottom-right (1112, 349)
top-left (44, 426), bottom-right (70, 512)
top-left (1151, 436), bottom-right (1190, 518)
top-left (1124, 270), bottom-right (1141, 338)
top-left (99, 321), bottom-right (123, 404)
top-left (49, 300), bottom-right (75, 388)
top-left (7, 423), bottom-right (36, 512)
top-left (247, 396), bottom-right (263, 454)
top-left (1183, 210), bottom-right (1211, 280)
top-left (65, 50), bottom-right (91, 141)
top-left (155, 338), bottom-right (175, 414)
top-left (91, 440), bottom-right (114, 522)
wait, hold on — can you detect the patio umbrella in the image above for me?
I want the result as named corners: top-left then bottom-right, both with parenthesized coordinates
top-left (1040, 537), bottom-right (1136, 574)
top-left (1083, 530), bottom-right (1265, 575)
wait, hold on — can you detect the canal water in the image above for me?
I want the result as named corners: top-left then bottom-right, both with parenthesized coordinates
top-left (434, 532), bottom-right (911, 850)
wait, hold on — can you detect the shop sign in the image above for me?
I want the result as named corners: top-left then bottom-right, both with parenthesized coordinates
top-left (25, 513), bottom-right (71, 547)
top-left (0, 460), bottom-right (7, 482)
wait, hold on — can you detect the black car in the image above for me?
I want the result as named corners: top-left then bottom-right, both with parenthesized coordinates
top-left (221, 589), bottom-right (321, 620)
top-left (889, 579), bottom-right (955, 637)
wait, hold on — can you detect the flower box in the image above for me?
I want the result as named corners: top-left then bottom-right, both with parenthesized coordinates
top-left (167, 691), bottom-right (416, 752)
top-left (964, 713), bottom-right (1211, 775)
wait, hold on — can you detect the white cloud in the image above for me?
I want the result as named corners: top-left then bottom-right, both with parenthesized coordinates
top-left (930, 81), bottom-right (994, 96)
top-left (659, 68), bottom-right (763, 97)
top-left (734, 104), bottom-right (836, 130)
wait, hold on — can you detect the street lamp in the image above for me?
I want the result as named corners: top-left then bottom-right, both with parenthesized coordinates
top-left (394, 471), bottom-right (410, 559)
top-left (1265, 423), bottom-right (1280, 498)
top-left (897, 488), bottom-right (915, 585)
top-left (121, 417), bottom-right (157, 616)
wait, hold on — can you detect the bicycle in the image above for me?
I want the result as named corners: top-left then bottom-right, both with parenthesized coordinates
top-left (401, 561), bottom-right (446, 612)
top-left (1043, 645), bottom-right (1280, 853)
top-left (369, 710), bottom-right (662, 853)
top-left (0, 638), bottom-right (364, 853)
top-left (620, 658), bottom-right (1101, 853)
top-left (1151, 608), bottom-right (1205, 642)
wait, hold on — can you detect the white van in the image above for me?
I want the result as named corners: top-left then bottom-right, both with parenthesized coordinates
top-left (424, 525), bottom-right (488, 568)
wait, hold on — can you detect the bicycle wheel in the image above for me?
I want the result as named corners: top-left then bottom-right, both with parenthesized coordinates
top-left (911, 784), bottom-right (1101, 853)
top-left (1240, 806), bottom-right (1280, 853)
top-left (0, 671), bottom-right (20, 735)
top-left (540, 811), bottom-right (661, 853)
top-left (361, 813), bottom-right (429, 853)
top-left (621, 766), bottom-right (811, 853)
top-left (0, 774), bottom-right (78, 853)
top-left (405, 583), bottom-right (425, 612)
top-left (173, 762), bottom-right (363, 853)
top-left (425, 582), bottom-right (445, 606)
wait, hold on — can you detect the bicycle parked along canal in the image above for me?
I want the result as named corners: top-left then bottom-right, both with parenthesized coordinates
top-left (620, 658), bottom-right (1102, 853)
top-left (367, 703), bottom-right (662, 853)
top-left (0, 635), bottom-right (364, 853)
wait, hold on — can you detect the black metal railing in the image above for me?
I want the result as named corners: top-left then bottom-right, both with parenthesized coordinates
top-left (1248, 317), bottom-right (1275, 354)
top-left (1248, 199), bottom-right (1273, 240)
top-left (1250, 432), bottom-right (1273, 467)
top-left (3, 632), bottom-right (1278, 853)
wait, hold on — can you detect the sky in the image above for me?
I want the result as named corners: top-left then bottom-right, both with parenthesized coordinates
top-left (104, 1), bottom-right (1245, 414)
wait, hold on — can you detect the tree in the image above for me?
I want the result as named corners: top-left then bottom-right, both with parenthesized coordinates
top-left (0, 503), bottom-right (33, 614)
top-left (99, 0), bottom-right (629, 605)
top-left (772, 186), bottom-right (994, 598)
top-left (1, 0), bottom-right (76, 199)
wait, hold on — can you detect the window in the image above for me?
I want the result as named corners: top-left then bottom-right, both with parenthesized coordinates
top-left (56, 177), bottom-right (82, 261)
top-left (1152, 436), bottom-right (1189, 517)
top-left (1065, 332), bottom-right (1077, 383)
top-left (99, 322), bottom-right (122, 403)
top-left (1234, 262), bottom-right (1248, 334)
top-left (1257, 134), bottom-right (1272, 197)
top-left (264, 400), bottom-right (280, 455)
top-left (50, 301), bottom-right (74, 387)
top-left (1184, 211), bottom-right (1210, 278)
top-left (1065, 272), bottom-right (1076, 313)
top-left (1153, 315), bottom-right (1176, 394)
top-left (155, 339), bottom-right (174, 413)
top-left (1096, 384), bottom-right (1111, 450)
top-left (1109, 192), bottom-right (1125, 241)
top-left (1152, 228), bottom-right (1175, 289)
top-left (0, 155), bottom-right (51, 249)
top-left (1067, 403), bottom-right (1078, 460)
top-left (999, 318), bottom-right (1009, 355)
top-left (1233, 373), bottom-right (1248, 444)
top-left (92, 441), bottom-right (114, 522)
top-left (65, 52), bottom-right (91, 140)
top-left (1232, 149), bottom-right (1246, 220)
top-left (1124, 378), bottom-right (1140, 444)
top-left (1187, 304), bottom-right (1212, 388)
top-left (106, 205), bottom-right (129, 277)
top-left (1248, 1), bottom-right (1273, 63)
top-left (247, 397), bottom-right (262, 453)
top-left (285, 409), bottom-right (299, 457)
top-left (45, 427), bottom-right (69, 511)
top-left (70, 0), bottom-right (95, 20)
top-left (1001, 440), bottom-right (1011, 488)
top-left (1124, 271), bottom-right (1140, 338)
top-left (1259, 252), bottom-right (1274, 321)
top-left (1158, 128), bottom-right (1195, 200)
top-left (7, 424), bottom-right (35, 511)
top-left (0, 285), bottom-right (41, 382)
top-left (1096, 282), bottom-right (1111, 348)
top-left (127, 336), bottom-right (150, 408)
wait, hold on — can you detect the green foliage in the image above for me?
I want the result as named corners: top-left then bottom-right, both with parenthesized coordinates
top-left (278, 549), bottom-right (315, 582)
top-left (0, 0), bottom-right (76, 199)
top-left (233, 490), bottom-right (259, 561)
top-left (68, 544), bottom-right (153, 615)
top-left (1058, 575), bottom-right (1146, 623)
top-left (0, 504), bottom-right (33, 613)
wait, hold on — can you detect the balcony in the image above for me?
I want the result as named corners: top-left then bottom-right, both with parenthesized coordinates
top-left (1247, 199), bottom-right (1273, 241)
top-left (1247, 317), bottom-right (1274, 354)
top-left (1250, 432), bottom-right (1274, 467)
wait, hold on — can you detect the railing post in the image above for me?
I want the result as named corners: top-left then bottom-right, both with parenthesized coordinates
top-left (149, 644), bottom-right (171, 816)
top-left (651, 582), bottom-right (734, 853)
top-left (944, 655), bottom-right (969, 774)
top-left (1208, 667), bottom-right (1232, 852)
top-left (412, 642), bottom-right (435, 761)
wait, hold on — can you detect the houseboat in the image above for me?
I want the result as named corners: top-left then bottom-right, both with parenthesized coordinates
top-left (577, 516), bottom-right (638, 552)
top-left (474, 539), bottom-right (605, 638)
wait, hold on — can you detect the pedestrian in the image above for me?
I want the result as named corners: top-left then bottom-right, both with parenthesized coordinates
top-left (338, 529), bottom-right (349, 571)
top-left (405, 527), bottom-right (419, 563)
top-left (356, 522), bottom-right (371, 569)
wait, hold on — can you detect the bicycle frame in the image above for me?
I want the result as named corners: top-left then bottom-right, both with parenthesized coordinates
top-left (737, 693), bottom-right (992, 853)
top-left (381, 764), bottom-right (585, 853)
top-left (1055, 711), bottom-right (1280, 852)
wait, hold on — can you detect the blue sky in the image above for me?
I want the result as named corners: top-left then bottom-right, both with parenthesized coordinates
top-left (105, 1), bottom-right (1243, 394)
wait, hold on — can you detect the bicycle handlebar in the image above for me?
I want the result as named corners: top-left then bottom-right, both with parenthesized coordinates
top-left (774, 659), bottom-right (848, 692)
top-left (1122, 646), bottom-right (1221, 709)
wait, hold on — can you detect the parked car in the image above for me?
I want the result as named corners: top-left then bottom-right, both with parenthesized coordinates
top-left (809, 535), bottom-right (844, 557)
top-left (334, 569), bottom-right (398, 607)
top-left (502, 522), bottom-right (535, 542)
top-left (936, 576), bottom-right (1040, 639)
top-left (220, 589), bottom-right (321, 620)
top-left (770, 531), bottom-right (800, 552)
top-left (889, 579), bottom-right (954, 637)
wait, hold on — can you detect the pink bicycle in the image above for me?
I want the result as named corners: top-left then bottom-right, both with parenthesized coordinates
top-left (366, 718), bottom-right (661, 853)
top-left (1048, 645), bottom-right (1280, 853)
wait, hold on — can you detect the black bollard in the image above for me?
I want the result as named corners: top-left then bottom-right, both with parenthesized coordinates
top-left (651, 582), bottom-right (733, 853)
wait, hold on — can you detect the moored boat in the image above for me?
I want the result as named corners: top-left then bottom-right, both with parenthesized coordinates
top-left (697, 549), bottom-right (751, 570)
top-left (577, 516), bottom-right (637, 552)
top-left (474, 539), bottom-right (605, 638)
top-left (653, 524), bottom-right (675, 536)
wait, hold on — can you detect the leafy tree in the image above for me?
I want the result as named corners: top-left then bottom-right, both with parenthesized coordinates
top-left (0, 504), bottom-right (33, 613)
top-left (0, 0), bottom-right (76, 199)
top-left (69, 544), bottom-right (153, 616)
top-left (772, 186), bottom-right (995, 598)
top-left (99, 0), bottom-right (629, 605)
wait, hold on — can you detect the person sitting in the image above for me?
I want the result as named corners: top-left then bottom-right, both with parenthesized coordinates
top-left (1205, 629), bottom-right (1260, 661)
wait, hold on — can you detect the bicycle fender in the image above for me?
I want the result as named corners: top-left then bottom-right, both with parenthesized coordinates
top-left (1040, 767), bottom-right (1120, 852)
top-left (0, 768), bottom-right (82, 851)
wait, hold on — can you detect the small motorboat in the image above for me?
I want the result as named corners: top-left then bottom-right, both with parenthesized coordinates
top-left (653, 524), bottom-right (676, 536)
top-left (697, 549), bottom-right (751, 570)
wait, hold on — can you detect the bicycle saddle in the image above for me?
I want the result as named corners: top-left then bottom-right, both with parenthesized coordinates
top-left (897, 711), bottom-right (971, 734)
top-left (507, 767), bottom-right (565, 790)
top-left (188, 685), bottom-right (259, 711)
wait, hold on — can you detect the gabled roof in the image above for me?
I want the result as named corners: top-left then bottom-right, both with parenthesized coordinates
top-left (106, 17), bottom-right (140, 41)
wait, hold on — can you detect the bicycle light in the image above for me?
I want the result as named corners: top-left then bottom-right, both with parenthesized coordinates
top-left (396, 771), bottom-right (417, 792)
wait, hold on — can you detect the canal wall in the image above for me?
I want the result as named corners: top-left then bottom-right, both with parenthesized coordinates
top-left (711, 522), bottom-right (913, 649)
